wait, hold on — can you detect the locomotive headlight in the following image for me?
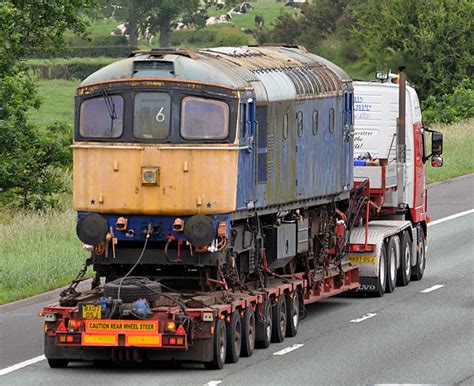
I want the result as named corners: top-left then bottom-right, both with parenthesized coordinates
top-left (141, 167), bottom-right (160, 185)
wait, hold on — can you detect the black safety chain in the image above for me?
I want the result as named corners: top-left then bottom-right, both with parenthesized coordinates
top-left (60, 257), bottom-right (92, 299)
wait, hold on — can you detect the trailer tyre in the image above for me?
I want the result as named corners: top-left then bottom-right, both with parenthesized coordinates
top-left (241, 306), bottom-right (255, 357)
top-left (374, 244), bottom-right (387, 297)
top-left (255, 299), bottom-right (272, 349)
top-left (104, 277), bottom-right (162, 303)
top-left (225, 310), bottom-right (242, 363)
top-left (386, 236), bottom-right (399, 293)
top-left (271, 295), bottom-right (287, 343)
top-left (286, 290), bottom-right (299, 337)
top-left (204, 319), bottom-right (226, 370)
top-left (397, 231), bottom-right (412, 286)
top-left (47, 359), bottom-right (69, 368)
top-left (411, 225), bottom-right (426, 281)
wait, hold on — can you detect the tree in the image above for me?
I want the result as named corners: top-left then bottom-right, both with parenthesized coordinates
top-left (351, 0), bottom-right (473, 102)
top-left (0, 0), bottom-right (96, 208)
top-left (147, 0), bottom-right (201, 48)
top-left (100, 0), bottom-right (149, 47)
top-left (101, 0), bottom-right (201, 47)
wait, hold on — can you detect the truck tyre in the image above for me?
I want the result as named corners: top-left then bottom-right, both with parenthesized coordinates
top-left (205, 319), bottom-right (226, 370)
top-left (374, 244), bottom-right (387, 297)
top-left (47, 359), bottom-right (69, 368)
top-left (255, 299), bottom-right (272, 349)
top-left (285, 290), bottom-right (299, 338)
top-left (412, 225), bottom-right (426, 281)
top-left (397, 231), bottom-right (412, 286)
top-left (225, 310), bottom-right (241, 363)
top-left (271, 295), bottom-right (287, 343)
top-left (241, 306), bottom-right (255, 357)
top-left (386, 236), bottom-right (399, 293)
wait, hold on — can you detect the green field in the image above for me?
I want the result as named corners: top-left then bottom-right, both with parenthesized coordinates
top-left (426, 119), bottom-right (474, 184)
top-left (0, 209), bottom-right (91, 304)
top-left (28, 79), bottom-right (79, 126)
top-left (207, 0), bottom-right (299, 30)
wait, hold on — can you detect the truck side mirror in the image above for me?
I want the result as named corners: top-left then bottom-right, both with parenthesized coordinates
top-left (431, 131), bottom-right (443, 156)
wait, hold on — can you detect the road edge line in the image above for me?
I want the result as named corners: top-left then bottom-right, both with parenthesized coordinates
top-left (428, 209), bottom-right (474, 227)
top-left (0, 355), bottom-right (46, 376)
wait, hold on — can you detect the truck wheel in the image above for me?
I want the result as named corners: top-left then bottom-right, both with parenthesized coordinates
top-left (374, 245), bottom-right (387, 297)
top-left (412, 225), bottom-right (426, 281)
top-left (386, 236), bottom-right (399, 293)
top-left (241, 306), bottom-right (255, 357)
top-left (225, 310), bottom-right (241, 363)
top-left (255, 299), bottom-right (272, 349)
top-left (397, 231), bottom-right (412, 286)
top-left (271, 295), bottom-right (287, 343)
top-left (204, 319), bottom-right (226, 370)
top-left (286, 290), bottom-right (299, 337)
top-left (47, 359), bottom-right (69, 368)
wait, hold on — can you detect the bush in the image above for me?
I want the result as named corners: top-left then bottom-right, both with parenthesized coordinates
top-left (169, 26), bottom-right (250, 47)
top-left (422, 79), bottom-right (474, 124)
top-left (29, 58), bottom-right (116, 80)
top-left (31, 45), bottom-right (139, 59)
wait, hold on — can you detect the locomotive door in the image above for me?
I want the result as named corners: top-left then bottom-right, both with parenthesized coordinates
top-left (238, 94), bottom-right (256, 208)
top-left (296, 105), bottom-right (305, 196)
top-left (343, 89), bottom-right (354, 186)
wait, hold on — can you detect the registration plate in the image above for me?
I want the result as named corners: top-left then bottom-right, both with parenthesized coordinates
top-left (81, 304), bottom-right (102, 319)
top-left (348, 255), bottom-right (376, 264)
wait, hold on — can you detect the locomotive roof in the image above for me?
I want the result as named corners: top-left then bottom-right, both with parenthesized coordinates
top-left (80, 46), bottom-right (351, 102)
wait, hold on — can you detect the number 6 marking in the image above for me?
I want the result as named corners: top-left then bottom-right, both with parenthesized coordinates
top-left (155, 107), bottom-right (165, 123)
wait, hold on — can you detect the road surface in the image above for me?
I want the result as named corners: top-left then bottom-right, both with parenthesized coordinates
top-left (1, 174), bottom-right (473, 385)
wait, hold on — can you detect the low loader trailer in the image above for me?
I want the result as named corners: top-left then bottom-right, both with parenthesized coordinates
top-left (40, 61), bottom-right (443, 369)
top-left (42, 264), bottom-right (358, 369)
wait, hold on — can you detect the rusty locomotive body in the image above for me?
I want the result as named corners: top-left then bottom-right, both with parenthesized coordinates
top-left (74, 46), bottom-right (354, 287)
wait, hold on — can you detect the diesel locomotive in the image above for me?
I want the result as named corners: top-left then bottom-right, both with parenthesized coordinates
top-left (74, 46), bottom-right (356, 290)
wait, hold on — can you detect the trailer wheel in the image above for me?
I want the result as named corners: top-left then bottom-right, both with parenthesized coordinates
top-left (255, 299), bottom-right (272, 349)
top-left (386, 236), bottom-right (399, 293)
top-left (271, 295), bottom-right (287, 343)
top-left (204, 319), bottom-right (226, 370)
top-left (374, 245), bottom-right (387, 297)
top-left (225, 310), bottom-right (241, 363)
top-left (47, 359), bottom-right (69, 368)
top-left (286, 290), bottom-right (299, 337)
top-left (411, 225), bottom-right (426, 281)
top-left (241, 306), bottom-right (255, 357)
top-left (397, 231), bottom-right (412, 286)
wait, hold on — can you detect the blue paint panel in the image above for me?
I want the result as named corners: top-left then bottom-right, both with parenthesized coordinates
top-left (236, 83), bottom-right (353, 211)
top-left (77, 212), bottom-right (231, 242)
top-left (236, 95), bottom-right (256, 209)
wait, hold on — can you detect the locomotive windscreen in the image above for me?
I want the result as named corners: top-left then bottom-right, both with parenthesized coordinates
top-left (79, 94), bottom-right (124, 138)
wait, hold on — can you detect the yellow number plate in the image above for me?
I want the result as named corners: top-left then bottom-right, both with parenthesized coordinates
top-left (348, 255), bottom-right (377, 264)
top-left (81, 304), bottom-right (102, 319)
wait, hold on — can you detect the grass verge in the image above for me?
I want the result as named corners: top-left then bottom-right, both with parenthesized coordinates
top-left (28, 79), bottom-right (79, 126)
top-left (426, 119), bottom-right (474, 184)
top-left (0, 209), bottom-right (90, 304)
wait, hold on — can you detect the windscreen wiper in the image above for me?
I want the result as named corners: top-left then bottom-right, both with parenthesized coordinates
top-left (101, 89), bottom-right (117, 134)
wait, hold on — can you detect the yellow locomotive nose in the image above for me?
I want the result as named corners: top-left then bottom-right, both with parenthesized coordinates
top-left (72, 144), bottom-right (238, 216)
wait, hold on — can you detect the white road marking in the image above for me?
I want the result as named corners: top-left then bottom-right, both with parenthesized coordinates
top-left (205, 381), bottom-right (222, 386)
top-left (0, 355), bottom-right (45, 376)
top-left (350, 312), bottom-right (377, 323)
top-left (428, 209), bottom-right (474, 227)
top-left (421, 284), bottom-right (444, 293)
top-left (273, 343), bottom-right (304, 356)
